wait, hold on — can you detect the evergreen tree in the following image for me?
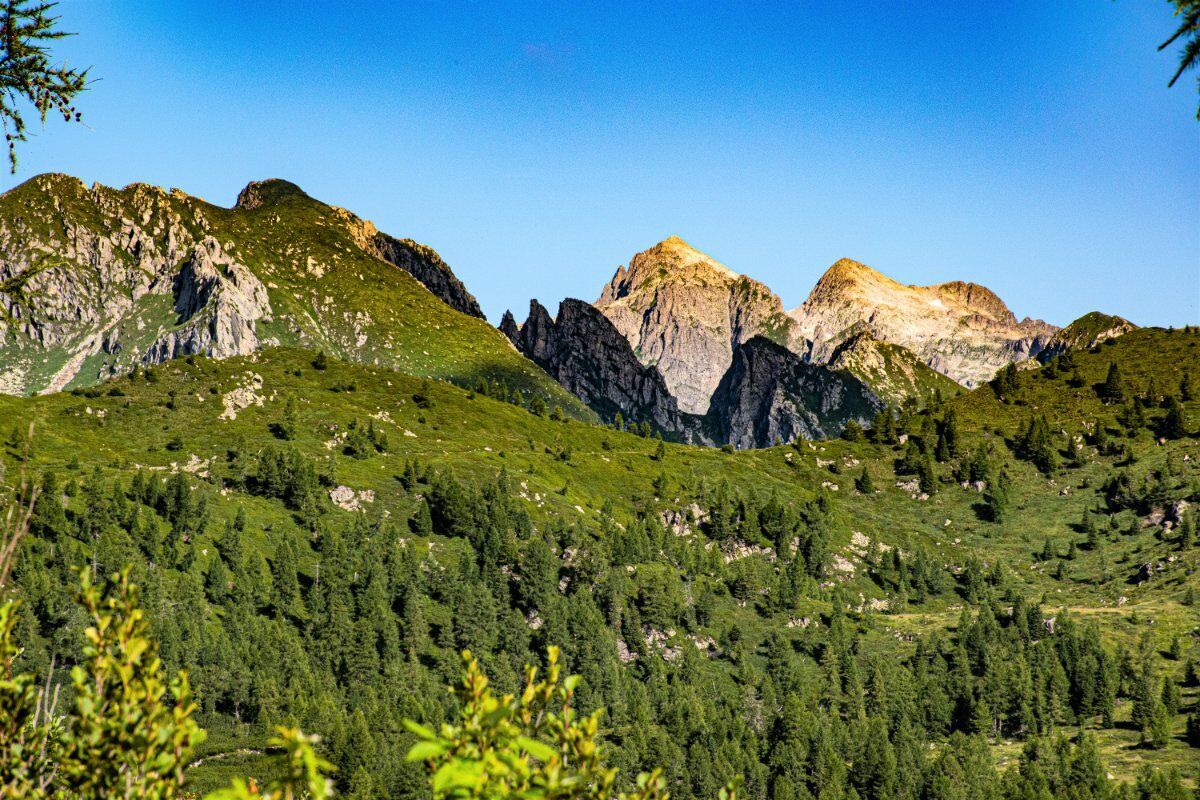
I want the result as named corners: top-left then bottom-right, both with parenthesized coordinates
top-left (0, 0), bottom-right (89, 171)
top-left (981, 471), bottom-right (1010, 523)
top-left (278, 393), bottom-right (300, 440)
top-left (1160, 395), bottom-right (1188, 439)
top-left (1099, 362), bottom-right (1125, 403)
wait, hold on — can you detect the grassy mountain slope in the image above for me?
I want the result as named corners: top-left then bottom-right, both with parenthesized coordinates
top-left (827, 329), bottom-right (964, 406)
top-left (0, 329), bottom-right (1197, 793)
top-left (0, 174), bottom-right (590, 419)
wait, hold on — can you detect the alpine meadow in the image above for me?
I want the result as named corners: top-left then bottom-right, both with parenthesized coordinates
top-left (0, 3), bottom-right (1198, 799)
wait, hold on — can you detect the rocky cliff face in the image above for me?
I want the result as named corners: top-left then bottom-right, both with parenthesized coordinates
top-left (141, 237), bottom-right (272, 364)
top-left (708, 336), bottom-right (884, 449)
top-left (788, 259), bottom-right (1057, 387)
top-left (502, 298), bottom-right (699, 438)
top-left (595, 236), bottom-right (795, 415)
top-left (0, 174), bottom-right (579, 412)
top-left (369, 233), bottom-right (484, 318)
top-left (1037, 312), bottom-right (1136, 362)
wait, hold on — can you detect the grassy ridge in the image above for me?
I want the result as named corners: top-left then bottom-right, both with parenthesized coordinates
top-left (0, 174), bottom-right (591, 419)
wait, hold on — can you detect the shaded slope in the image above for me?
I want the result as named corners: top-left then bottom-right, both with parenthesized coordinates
top-left (501, 298), bottom-right (699, 438)
top-left (707, 336), bottom-right (884, 448)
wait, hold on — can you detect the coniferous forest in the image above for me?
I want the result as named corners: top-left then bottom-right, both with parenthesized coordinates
top-left (1, 2), bottom-right (1199, 798)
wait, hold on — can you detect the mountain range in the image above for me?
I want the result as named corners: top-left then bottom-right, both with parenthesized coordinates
top-left (0, 174), bottom-right (1195, 798)
top-left (0, 175), bottom-right (1138, 449)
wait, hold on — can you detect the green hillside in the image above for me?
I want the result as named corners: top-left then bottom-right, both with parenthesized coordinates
top-left (0, 174), bottom-right (591, 420)
top-left (0, 328), bottom-right (1197, 797)
top-left (827, 330), bottom-right (964, 406)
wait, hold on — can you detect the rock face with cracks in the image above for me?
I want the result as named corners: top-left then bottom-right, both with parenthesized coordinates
top-left (707, 336), bottom-right (884, 449)
top-left (502, 298), bottom-right (698, 439)
top-left (787, 258), bottom-right (1058, 388)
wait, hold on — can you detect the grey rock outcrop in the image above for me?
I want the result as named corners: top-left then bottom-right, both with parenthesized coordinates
top-left (708, 337), bottom-right (884, 449)
top-left (502, 298), bottom-right (699, 438)
top-left (142, 237), bottom-right (272, 362)
top-left (595, 236), bottom-right (796, 415)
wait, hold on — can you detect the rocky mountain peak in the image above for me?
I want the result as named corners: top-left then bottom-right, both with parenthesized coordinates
top-left (595, 238), bottom-right (794, 414)
top-left (789, 258), bottom-right (1057, 387)
top-left (234, 179), bottom-right (310, 210)
top-left (599, 237), bottom-right (739, 305)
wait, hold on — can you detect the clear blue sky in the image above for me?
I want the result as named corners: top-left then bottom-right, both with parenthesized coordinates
top-left (5, 1), bottom-right (1198, 327)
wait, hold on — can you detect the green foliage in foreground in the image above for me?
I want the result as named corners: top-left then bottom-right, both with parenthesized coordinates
top-left (0, 0), bottom-right (89, 171)
top-left (4, 564), bottom-right (739, 800)
top-left (3, 570), bottom-right (1197, 800)
top-left (402, 646), bottom-right (740, 800)
top-left (1, 568), bottom-right (333, 799)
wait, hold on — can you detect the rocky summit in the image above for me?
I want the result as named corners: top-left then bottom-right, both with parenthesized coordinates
top-left (1037, 311), bottom-right (1138, 362)
top-left (788, 258), bottom-right (1058, 387)
top-left (595, 236), bottom-right (796, 415)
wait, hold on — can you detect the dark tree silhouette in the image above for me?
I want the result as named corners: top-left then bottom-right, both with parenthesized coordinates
top-left (1160, 0), bottom-right (1200, 118)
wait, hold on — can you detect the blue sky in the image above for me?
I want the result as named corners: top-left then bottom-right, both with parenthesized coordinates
top-left (5, 1), bottom-right (1198, 326)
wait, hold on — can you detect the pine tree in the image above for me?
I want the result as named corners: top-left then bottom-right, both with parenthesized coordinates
top-left (917, 456), bottom-right (937, 495)
top-left (841, 419), bottom-right (864, 443)
top-left (1160, 395), bottom-right (1187, 439)
top-left (0, 1), bottom-right (89, 171)
top-left (270, 537), bottom-right (307, 620)
top-left (1162, 678), bottom-right (1181, 717)
top-left (982, 471), bottom-right (1010, 523)
top-left (991, 363), bottom-right (1019, 400)
top-left (936, 409), bottom-right (961, 461)
top-left (1099, 362), bottom-right (1125, 403)
top-left (1144, 697), bottom-right (1171, 749)
top-left (278, 393), bottom-right (300, 440)
top-left (410, 498), bottom-right (433, 536)
top-left (855, 467), bottom-right (875, 494)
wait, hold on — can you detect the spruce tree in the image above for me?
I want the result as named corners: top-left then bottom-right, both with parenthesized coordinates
top-left (1099, 361), bottom-right (1125, 403)
top-left (1160, 395), bottom-right (1187, 439)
